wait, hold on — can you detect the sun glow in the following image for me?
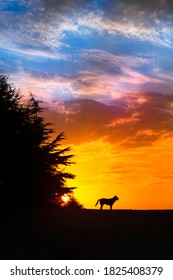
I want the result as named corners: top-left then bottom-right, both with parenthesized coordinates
top-left (61, 194), bottom-right (69, 203)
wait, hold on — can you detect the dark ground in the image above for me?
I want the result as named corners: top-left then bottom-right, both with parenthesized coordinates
top-left (0, 209), bottom-right (173, 260)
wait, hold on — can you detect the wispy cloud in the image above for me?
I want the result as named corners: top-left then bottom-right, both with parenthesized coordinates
top-left (1, 0), bottom-right (173, 99)
top-left (1, 0), bottom-right (173, 58)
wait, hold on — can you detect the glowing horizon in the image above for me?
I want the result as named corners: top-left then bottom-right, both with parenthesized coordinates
top-left (1, 0), bottom-right (173, 209)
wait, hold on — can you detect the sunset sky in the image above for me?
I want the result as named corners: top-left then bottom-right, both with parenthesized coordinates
top-left (1, 0), bottom-right (173, 209)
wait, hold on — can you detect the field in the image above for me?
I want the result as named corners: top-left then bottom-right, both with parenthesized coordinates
top-left (0, 209), bottom-right (173, 260)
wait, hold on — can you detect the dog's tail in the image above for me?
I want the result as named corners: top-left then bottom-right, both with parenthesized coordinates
top-left (95, 199), bottom-right (100, 206)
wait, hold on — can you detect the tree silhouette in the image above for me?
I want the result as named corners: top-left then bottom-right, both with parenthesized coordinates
top-left (0, 75), bottom-right (79, 208)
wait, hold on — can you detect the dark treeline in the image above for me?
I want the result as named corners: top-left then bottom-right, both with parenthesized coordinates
top-left (0, 75), bottom-right (83, 209)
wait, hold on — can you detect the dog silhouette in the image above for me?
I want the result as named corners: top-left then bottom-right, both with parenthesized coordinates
top-left (95, 195), bottom-right (119, 210)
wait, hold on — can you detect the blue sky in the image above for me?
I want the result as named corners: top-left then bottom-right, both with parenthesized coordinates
top-left (1, 0), bottom-right (173, 102)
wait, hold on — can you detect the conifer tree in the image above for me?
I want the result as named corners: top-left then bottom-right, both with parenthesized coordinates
top-left (0, 75), bottom-right (79, 208)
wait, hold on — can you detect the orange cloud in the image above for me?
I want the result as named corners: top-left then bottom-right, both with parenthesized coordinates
top-left (106, 112), bottom-right (140, 127)
top-left (43, 91), bottom-right (173, 148)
